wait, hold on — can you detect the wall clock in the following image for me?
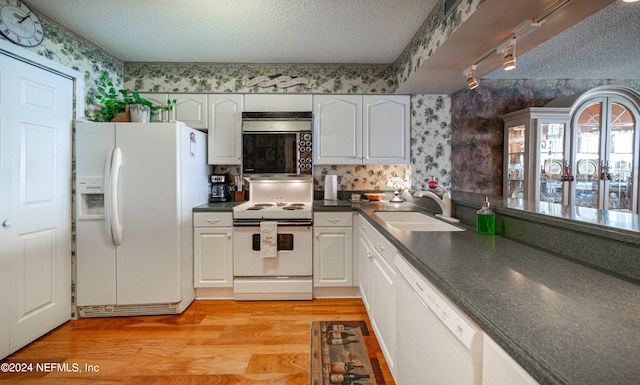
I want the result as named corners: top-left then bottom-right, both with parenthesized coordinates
top-left (0, 0), bottom-right (44, 47)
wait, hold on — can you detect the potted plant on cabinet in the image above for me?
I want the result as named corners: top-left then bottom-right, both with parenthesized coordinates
top-left (163, 98), bottom-right (177, 122)
top-left (91, 75), bottom-right (157, 122)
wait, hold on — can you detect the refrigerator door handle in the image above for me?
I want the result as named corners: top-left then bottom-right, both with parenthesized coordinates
top-left (105, 147), bottom-right (123, 246)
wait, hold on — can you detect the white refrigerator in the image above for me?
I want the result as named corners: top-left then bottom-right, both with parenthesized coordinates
top-left (75, 122), bottom-right (208, 317)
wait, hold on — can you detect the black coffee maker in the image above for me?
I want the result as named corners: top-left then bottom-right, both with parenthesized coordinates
top-left (209, 174), bottom-right (230, 202)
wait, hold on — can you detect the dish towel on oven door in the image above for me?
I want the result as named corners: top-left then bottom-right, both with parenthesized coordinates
top-left (260, 221), bottom-right (278, 259)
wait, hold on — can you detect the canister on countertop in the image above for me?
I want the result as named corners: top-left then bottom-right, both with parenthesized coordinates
top-left (324, 174), bottom-right (337, 200)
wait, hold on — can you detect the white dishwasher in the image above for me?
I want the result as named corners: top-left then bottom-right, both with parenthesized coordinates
top-left (395, 255), bottom-right (483, 385)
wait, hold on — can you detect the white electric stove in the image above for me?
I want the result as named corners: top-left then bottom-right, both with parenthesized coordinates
top-left (232, 176), bottom-right (314, 300)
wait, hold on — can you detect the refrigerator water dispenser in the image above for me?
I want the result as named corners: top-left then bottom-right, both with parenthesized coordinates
top-left (77, 177), bottom-right (105, 219)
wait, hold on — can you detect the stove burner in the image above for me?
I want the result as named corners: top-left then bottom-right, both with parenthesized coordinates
top-left (288, 203), bottom-right (305, 207)
top-left (282, 206), bottom-right (303, 210)
top-left (247, 207), bottom-right (264, 210)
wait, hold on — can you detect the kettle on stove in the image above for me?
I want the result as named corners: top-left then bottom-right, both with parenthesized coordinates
top-left (210, 174), bottom-right (230, 202)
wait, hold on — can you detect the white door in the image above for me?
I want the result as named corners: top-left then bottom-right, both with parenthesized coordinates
top-left (0, 53), bottom-right (73, 356)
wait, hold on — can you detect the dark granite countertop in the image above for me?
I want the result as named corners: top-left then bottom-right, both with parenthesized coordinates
top-left (195, 200), bottom-right (640, 384)
top-left (193, 201), bottom-right (245, 211)
top-left (313, 200), bottom-right (640, 385)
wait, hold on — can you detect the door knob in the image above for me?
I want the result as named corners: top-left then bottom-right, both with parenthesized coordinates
top-left (2, 220), bottom-right (11, 228)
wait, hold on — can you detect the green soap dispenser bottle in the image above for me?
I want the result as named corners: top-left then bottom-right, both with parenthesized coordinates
top-left (477, 197), bottom-right (495, 234)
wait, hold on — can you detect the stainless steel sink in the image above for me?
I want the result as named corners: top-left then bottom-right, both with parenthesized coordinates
top-left (374, 211), bottom-right (464, 232)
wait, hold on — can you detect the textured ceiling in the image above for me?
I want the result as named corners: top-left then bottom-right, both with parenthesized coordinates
top-left (21, 0), bottom-right (638, 93)
top-left (24, 0), bottom-right (438, 64)
top-left (483, 1), bottom-right (640, 80)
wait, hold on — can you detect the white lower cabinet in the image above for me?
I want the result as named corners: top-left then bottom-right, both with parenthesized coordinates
top-left (313, 212), bottom-right (353, 287)
top-left (483, 335), bottom-right (540, 385)
top-left (355, 214), bottom-right (543, 385)
top-left (371, 250), bottom-right (397, 377)
top-left (357, 227), bottom-right (374, 311)
top-left (193, 213), bottom-right (233, 288)
top-left (358, 215), bottom-right (397, 378)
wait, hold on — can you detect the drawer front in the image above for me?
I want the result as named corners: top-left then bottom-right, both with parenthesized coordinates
top-left (194, 212), bottom-right (233, 227)
top-left (314, 212), bottom-right (353, 227)
top-left (360, 217), bottom-right (395, 265)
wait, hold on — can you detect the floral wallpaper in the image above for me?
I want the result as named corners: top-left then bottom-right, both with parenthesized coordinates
top-left (314, 165), bottom-right (411, 192)
top-left (124, 63), bottom-right (395, 94)
top-left (391, 0), bottom-right (483, 88)
top-left (10, 16), bottom-right (125, 120)
top-left (450, 79), bottom-right (640, 195)
top-left (410, 95), bottom-right (451, 190)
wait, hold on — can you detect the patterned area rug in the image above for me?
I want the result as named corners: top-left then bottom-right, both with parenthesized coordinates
top-left (309, 321), bottom-right (385, 385)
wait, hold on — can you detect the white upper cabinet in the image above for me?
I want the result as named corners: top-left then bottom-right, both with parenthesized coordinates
top-left (243, 94), bottom-right (312, 111)
top-left (174, 94), bottom-right (208, 129)
top-left (314, 95), bottom-right (410, 165)
top-left (138, 93), bottom-right (207, 129)
top-left (137, 93), bottom-right (167, 122)
top-left (314, 95), bottom-right (362, 165)
top-left (208, 94), bottom-right (243, 165)
top-left (363, 95), bottom-right (410, 164)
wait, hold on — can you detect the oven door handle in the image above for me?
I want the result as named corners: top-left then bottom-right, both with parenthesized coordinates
top-left (233, 220), bottom-right (313, 227)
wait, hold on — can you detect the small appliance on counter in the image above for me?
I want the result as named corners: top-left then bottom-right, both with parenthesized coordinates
top-left (210, 174), bottom-right (231, 202)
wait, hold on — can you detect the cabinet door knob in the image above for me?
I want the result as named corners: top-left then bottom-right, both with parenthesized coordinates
top-left (2, 219), bottom-right (11, 228)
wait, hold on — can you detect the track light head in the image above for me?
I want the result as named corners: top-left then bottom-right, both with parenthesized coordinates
top-left (498, 38), bottom-right (517, 71)
top-left (503, 53), bottom-right (516, 71)
top-left (467, 76), bottom-right (479, 90)
top-left (464, 65), bottom-right (479, 90)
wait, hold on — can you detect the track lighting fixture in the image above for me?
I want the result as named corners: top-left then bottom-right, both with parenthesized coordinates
top-left (461, 18), bottom-right (545, 90)
top-left (499, 38), bottom-right (517, 71)
top-left (464, 65), bottom-right (478, 90)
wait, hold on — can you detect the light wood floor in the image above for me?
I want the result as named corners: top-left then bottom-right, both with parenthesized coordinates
top-left (1, 299), bottom-right (395, 385)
